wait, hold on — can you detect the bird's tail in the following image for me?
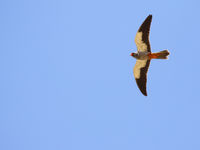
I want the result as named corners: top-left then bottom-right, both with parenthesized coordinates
top-left (149, 50), bottom-right (170, 59)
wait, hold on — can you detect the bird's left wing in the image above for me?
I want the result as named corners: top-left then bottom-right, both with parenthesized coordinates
top-left (135, 15), bottom-right (152, 53)
top-left (133, 60), bottom-right (151, 96)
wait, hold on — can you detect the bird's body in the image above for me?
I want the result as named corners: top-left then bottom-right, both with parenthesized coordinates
top-left (130, 15), bottom-right (170, 96)
top-left (131, 51), bottom-right (150, 60)
top-left (132, 50), bottom-right (169, 60)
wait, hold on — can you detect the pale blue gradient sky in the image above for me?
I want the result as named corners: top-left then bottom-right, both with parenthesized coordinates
top-left (1, 0), bottom-right (200, 150)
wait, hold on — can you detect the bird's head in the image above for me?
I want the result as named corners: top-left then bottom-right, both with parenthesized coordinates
top-left (130, 52), bottom-right (138, 58)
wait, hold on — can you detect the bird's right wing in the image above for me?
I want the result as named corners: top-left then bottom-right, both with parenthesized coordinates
top-left (135, 15), bottom-right (152, 53)
top-left (133, 60), bottom-right (151, 96)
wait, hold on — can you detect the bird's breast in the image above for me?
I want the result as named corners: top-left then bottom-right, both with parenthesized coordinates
top-left (137, 52), bottom-right (150, 60)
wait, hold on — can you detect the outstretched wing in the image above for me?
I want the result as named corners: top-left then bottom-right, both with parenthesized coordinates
top-left (133, 60), bottom-right (150, 96)
top-left (135, 15), bottom-right (152, 52)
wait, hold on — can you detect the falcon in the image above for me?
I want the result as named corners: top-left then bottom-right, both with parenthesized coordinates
top-left (130, 15), bottom-right (170, 96)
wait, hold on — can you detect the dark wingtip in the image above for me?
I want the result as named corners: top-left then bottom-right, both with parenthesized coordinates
top-left (148, 14), bottom-right (152, 19)
top-left (142, 91), bottom-right (148, 96)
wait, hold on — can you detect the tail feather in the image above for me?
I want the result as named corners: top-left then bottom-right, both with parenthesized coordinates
top-left (150, 50), bottom-right (170, 59)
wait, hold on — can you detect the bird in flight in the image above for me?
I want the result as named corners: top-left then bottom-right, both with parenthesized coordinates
top-left (130, 15), bottom-right (170, 96)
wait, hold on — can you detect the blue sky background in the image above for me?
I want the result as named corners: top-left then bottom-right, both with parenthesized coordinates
top-left (1, 0), bottom-right (200, 150)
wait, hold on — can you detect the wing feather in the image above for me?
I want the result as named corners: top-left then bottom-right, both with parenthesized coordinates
top-left (135, 15), bottom-right (152, 52)
top-left (133, 60), bottom-right (150, 96)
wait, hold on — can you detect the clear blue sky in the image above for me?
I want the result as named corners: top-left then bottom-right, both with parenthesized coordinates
top-left (1, 0), bottom-right (200, 150)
